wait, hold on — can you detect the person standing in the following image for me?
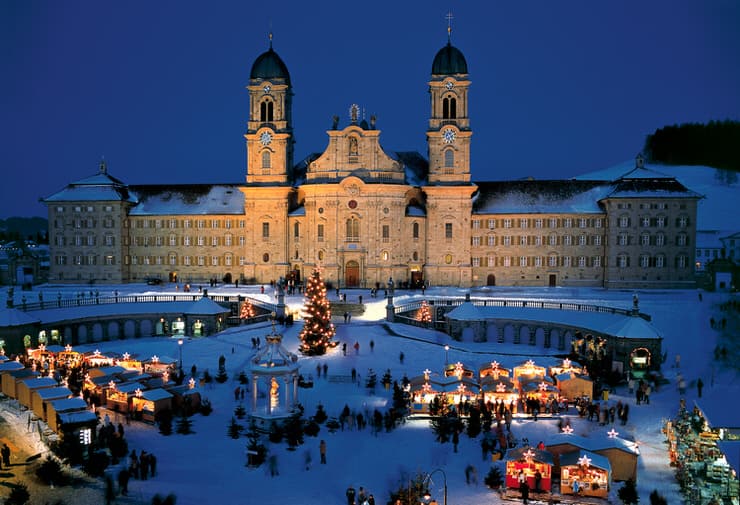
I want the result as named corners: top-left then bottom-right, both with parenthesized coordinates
top-left (346, 486), bottom-right (356, 505)
top-left (319, 439), bottom-right (327, 464)
top-left (1, 444), bottom-right (10, 468)
top-left (697, 378), bottom-right (704, 398)
top-left (117, 468), bottom-right (130, 496)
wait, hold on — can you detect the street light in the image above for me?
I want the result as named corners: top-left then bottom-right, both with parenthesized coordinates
top-left (178, 338), bottom-right (184, 372)
top-left (444, 345), bottom-right (449, 367)
top-left (422, 468), bottom-right (447, 505)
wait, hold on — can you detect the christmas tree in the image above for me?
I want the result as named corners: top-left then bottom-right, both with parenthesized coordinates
top-left (239, 300), bottom-right (255, 319)
top-left (416, 300), bottom-right (432, 323)
top-left (298, 268), bottom-right (335, 355)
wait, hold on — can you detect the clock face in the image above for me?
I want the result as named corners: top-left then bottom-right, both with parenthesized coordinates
top-left (260, 132), bottom-right (273, 146)
top-left (443, 128), bottom-right (456, 144)
top-left (263, 84), bottom-right (271, 94)
top-left (445, 81), bottom-right (454, 90)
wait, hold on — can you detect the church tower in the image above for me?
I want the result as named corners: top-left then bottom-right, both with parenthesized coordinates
top-left (245, 36), bottom-right (294, 184)
top-left (426, 27), bottom-right (471, 184)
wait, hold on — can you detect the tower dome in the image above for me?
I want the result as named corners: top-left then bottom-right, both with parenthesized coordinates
top-left (250, 45), bottom-right (291, 85)
top-left (431, 41), bottom-right (468, 75)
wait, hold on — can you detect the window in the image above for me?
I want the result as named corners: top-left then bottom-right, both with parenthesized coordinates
top-left (655, 254), bottom-right (665, 268)
top-left (578, 256), bottom-right (586, 267)
top-left (503, 236), bottom-right (511, 246)
top-left (487, 255), bottom-right (495, 266)
top-left (197, 236), bottom-right (204, 246)
top-left (211, 256), bottom-right (219, 266)
top-left (503, 219), bottom-right (512, 229)
top-left (564, 235), bottom-right (572, 246)
top-left (472, 220), bottom-right (480, 230)
top-left (518, 235), bottom-right (526, 245)
top-left (346, 218), bottom-right (360, 242)
top-left (239, 236), bottom-right (246, 246)
top-left (641, 233), bottom-right (650, 246)
top-left (198, 256), bottom-right (205, 266)
top-left (412, 222), bottom-right (419, 240)
top-left (534, 236), bottom-right (542, 246)
top-left (548, 234), bottom-right (557, 246)
top-left (349, 137), bottom-right (359, 156)
top-left (294, 223), bottom-right (300, 239)
top-left (619, 215), bottom-right (630, 228)
top-left (86, 234), bottom-right (95, 246)
top-left (382, 251), bottom-right (390, 261)
top-left (169, 219), bottom-right (177, 228)
top-left (155, 236), bottom-right (163, 246)
top-left (640, 254), bottom-right (650, 268)
top-left (382, 225), bottom-right (390, 243)
top-left (105, 255), bottom-right (114, 265)
top-left (548, 254), bottom-right (558, 267)
top-left (262, 151), bottom-right (271, 170)
top-left (563, 218), bottom-right (572, 228)
top-left (676, 255), bottom-right (688, 268)
top-left (445, 223), bottom-right (453, 239)
top-left (197, 220), bottom-right (205, 229)
top-left (503, 256), bottom-right (511, 267)
top-left (678, 216), bottom-right (689, 228)
top-left (224, 234), bottom-right (232, 246)
top-left (262, 222), bottom-right (270, 239)
top-left (487, 235), bottom-right (495, 247)
top-left (617, 254), bottom-right (629, 268)
top-left (579, 218), bottom-right (587, 228)
top-left (239, 256), bottom-right (246, 266)
top-left (641, 217), bottom-right (650, 227)
top-left (655, 233), bottom-right (665, 246)
top-left (444, 254), bottom-right (453, 264)
top-left (169, 235), bottom-right (177, 246)
top-left (549, 218), bottom-right (557, 228)
top-left (656, 216), bottom-right (666, 228)
top-left (519, 256), bottom-right (527, 267)
top-left (578, 235), bottom-right (587, 246)
top-left (105, 235), bottom-right (114, 246)
top-left (677, 233), bottom-right (688, 246)
top-left (211, 220), bottom-right (219, 229)
top-left (535, 219), bottom-right (543, 229)
top-left (211, 236), bottom-right (218, 247)
top-left (317, 224), bottom-right (324, 242)
top-left (169, 253), bottom-right (177, 266)
top-left (225, 220), bottom-right (232, 229)
top-left (183, 256), bottom-right (191, 266)
top-left (74, 235), bottom-right (82, 246)
top-left (472, 236), bottom-right (481, 247)
top-left (618, 234), bottom-right (628, 246)
top-left (594, 218), bottom-right (603, 228)
top-left (472, 257), bottom-right (480, 267)
top-left (520, 219), bottom-right (528, 229)
top-left (444, 149), bottom-right (454, 168)
top-left (593, 256), bottom-right (601, 268)
top-left (184, 219), bottom-right (192, 228)
top-left (487, 219), bottom-right (495, 229)
top-left (259, 100), bottom-right (273, 122)
top-left (534, 256), bottom-right (542, 267)
top-left (442, 95), bottom-right (457, 119)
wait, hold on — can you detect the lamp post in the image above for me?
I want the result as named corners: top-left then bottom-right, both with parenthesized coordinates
top-left (178, 338), bottom-right (184, 372)
top-left (422, 468), bottom-right (447, 505)
top-left (444, 345), bottom-right (449, 367)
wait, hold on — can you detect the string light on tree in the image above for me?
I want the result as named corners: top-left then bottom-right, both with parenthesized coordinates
top-left (416, 300), bottom-right (432, 323)
top-left (240, 299), bottom-right (256, 319)
top-left (298, 268), bottom-right (336, 355)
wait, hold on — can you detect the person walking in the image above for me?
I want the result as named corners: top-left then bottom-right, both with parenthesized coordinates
top-left (117, 468), bottom-right (130, 496)
top-left (319, 439), bottom-right (327, 464)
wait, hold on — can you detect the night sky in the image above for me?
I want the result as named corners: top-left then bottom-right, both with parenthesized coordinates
top-left (2, 1), bottom-right (739, 218)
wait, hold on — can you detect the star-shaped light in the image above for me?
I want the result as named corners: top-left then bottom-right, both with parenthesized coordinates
top-left (526, 359), bottom-right (535, 368)
top-left (188, 377), bottom-right (195, 389)
top-left (423, 368), bottom-right (431, 380)
top-left (163, 370), bottom-right (170, 383)
top-left (563, 358), bottom-right (572, 369)
top-left (607, 428), bottom-right (619, 439)
top-left (93, 349), bottom-right (101, 356)
top-left (422, 383), bottom-right (432, 394)
top-left (578, 454), bottom-right (592, 467)
top-left (151, 355), bottom-right (159, 363)
top-left (539, 381), bottom-right (549, 392)
top-left (122, 352), bottom-right (131, 361)
top-left (135, 388), bottom-right (143, 398)
top-left (65, 344), bottom-right (72, 352)
top-left (523, 448), bottom-right (536, 462)
top-left (562, 425), bottom-right (574, 434)
top-left (491, 361), bottom-right (500, 370)
top-left (496, 382), bottom-right (507, 393)
top-left (84, 373), bottom-right (90, 381)
top-left (457, 383), bottom-right (467, 393)
top-left (454, 362), bottom-right (464, 378)
top-left (39, 343), bottom-right (46, 352)
top-left (108, 380), bottom-right (116, 390)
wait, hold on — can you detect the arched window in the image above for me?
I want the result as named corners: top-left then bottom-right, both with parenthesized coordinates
top-left (260, 100), bottom-right (274, 122)
top-left (346, 217), bottom-right (359, 242)
top-left (293, 222), bottom-right (300, 239)
top-left (261, 151), bottom-right (271, 169)
top-left (449, 97), bottom-right (457, 118)
top-left (444, 149), bottom-right (454, 168)
top-left (442, 96), bottom-right (457, 119)
top-left (412, 222), bottom-right (419, 239)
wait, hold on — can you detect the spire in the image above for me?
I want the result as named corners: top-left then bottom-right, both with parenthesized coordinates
top-left (99, 158), bottom-right (107, 174)
top-left (446, 11), bottom-right (454, 43)
top-left (268, 31), bottom-right (273, 49)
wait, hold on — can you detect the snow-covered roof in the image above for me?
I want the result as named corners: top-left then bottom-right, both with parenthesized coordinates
top-left (445, 304), bottom-right (661, 340)
top-left (249, 327), bottom-right (299, 373)
top-left (505, 447), bottom-right (554, 465)
top-left (114, 381), bottom-right (147, 394)
top-left (139, 388), bottom-right (173, 401)
top-left (49, 397), bottom-right (87, 412)
top-left (560, 449), bottom-right (611, 471)
top-left (34, 386), bottom-right (72, 400)
top-left (0, 361), bottom-right (25, 372)
top-left (58, 410), bottom-right (98, 425)
top-left (20, 377), bottom-right (58, 389)
top-left (472, 180), bottom-right (609, 214)
top-left (44, 171), bottom-right (137, 204)
top-left (187, 297), bottom-right (232, 315)
top-left (128, 184), bottom-right (244, 216)
top-left (0, 308), bottom-right (41, 327)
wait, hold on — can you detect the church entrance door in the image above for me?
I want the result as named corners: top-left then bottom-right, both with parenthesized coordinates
top-left (345, 261), bottom-right (359, 287)
top-left (487, 274), bottom-right (496, 286)
top-left (548, 274), bottom-right (557, 287)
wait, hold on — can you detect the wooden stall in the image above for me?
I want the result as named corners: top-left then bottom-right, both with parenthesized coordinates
top-left (0, 361), bottom-right (27, 396)
top-left (169, 384), bottom-right (202, 415)
top-left (106, 382), bottom-right (145, 413)
top-left (545, 433), bottom-right (593, 471)
top-left (131, 388), bottom-right (173, 423)
top-left (589, 438), bottom-right (639, 482)
top-left (554, 373), bottom-right (593, 402)
top-left (32, 386), bottom-right (71, 420)
top-left (513, 360), bottom-right (547, 383)
top-left (480, 376), bottom-right (518, 406)
top-left (47, 397), bottom-right (88, 433)
top-left (505, 447), bottom-right (554, 493)
top-left (560, 450), bottom-right (611, 498)
top-left (17, 376), bottom-right (58, 407)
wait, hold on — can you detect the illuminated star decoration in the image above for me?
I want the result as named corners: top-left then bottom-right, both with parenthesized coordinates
top-left (538, 381), bottom-right (549, 392)
top-left (122, 352), bottom-right (131, 361)
top-left (562, 425), bottom-right (574, 434)
top-left (188, 377), bottom-right (196, 389)
top-left (151, 355), bottom-right (159, 363)
top-left (454, 362), bottom-right (464, 378)
top-left (562, 357), bottom-right (571, 369)
top-left (39, 343), bottom-right (46, 352)
top-left (135, 388), bottom-right (143, 398)
top-left (526, 359), bottom-right (535, 368)
top-left (523, 448), bottom-right (536, 462)
top-left (422, 383), bottom-right (432, 394)
top-left (496, 382), bottom-right (507, 393)
top-left (108, 380), bottom-right (116, 390)
top-left (457, 383), bottom-right (466, 394)
top-left (578, 454), bottom-right (592, 467)
top-left (94, 349), bottom-right (101, 356)
top-left (65, 344), bottom-right (72, 352)
top-left (607, 428), bottom-right (619, 439)
top-left (491, 361), bottom-right (500, 370)
top-left (423, 368), bottom-right (431, 380)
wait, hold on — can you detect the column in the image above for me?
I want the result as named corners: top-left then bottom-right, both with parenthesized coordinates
top-left (252, 376), bottom-right (258, 411)
top-left (283, 376), bottom-right (290, 410)
top-left (497, 326), bottom-right (504, 343)
top-left (292, 373), bottom-right (298, 409)
top-left (513, 324), bottom-right (521, 344)
top-left (543, 328), bottom-right (552, 348)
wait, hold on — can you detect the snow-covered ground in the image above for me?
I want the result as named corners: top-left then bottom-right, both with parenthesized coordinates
top-left (1, 283), bottom-right (738, 505)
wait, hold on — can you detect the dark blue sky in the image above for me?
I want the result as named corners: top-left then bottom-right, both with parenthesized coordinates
top-left (2, 1), bottom-right (739, 218)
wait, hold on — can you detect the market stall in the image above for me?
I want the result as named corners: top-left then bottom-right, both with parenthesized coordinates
top-left (479, 360), bottom-right (511, 380)
top-left (47, 397), bottom-right (88, 433)
top-left (106, 381), bottom-right (145, 413)
top-left (131, 388), bottom-right (173, 423)
top-left (505, 447), bottom-right (553, 493)
top-left (560, 450), bottom-right (611, 498)
top-left (554, 372), bottom-right (593, 403)
top-left (479, 376), bottom-right (518, 406)
top-left (513, 360), bottom-right (547, 383)
top-left (1, 367), bottom-right (38, 398)
top-left (548, 357), bottom-right (584, 377)
top-left (31, 385), bottom-right (71, 420)
top-left (17, 376), bottom-right (58, 407)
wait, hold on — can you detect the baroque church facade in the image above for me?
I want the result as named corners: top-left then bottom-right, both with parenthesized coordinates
top-left (44, 38), bottom-right (700, 290)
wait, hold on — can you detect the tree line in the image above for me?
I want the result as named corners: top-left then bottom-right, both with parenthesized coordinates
top-left (644, 120), bottom-right (740, 171)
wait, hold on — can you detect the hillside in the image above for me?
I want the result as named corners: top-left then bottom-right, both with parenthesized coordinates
top-left (0, 216), bottom-right (48, 242)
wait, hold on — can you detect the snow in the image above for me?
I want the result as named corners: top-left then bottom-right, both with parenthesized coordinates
top-left (1, 283), bottom-right (738, 505)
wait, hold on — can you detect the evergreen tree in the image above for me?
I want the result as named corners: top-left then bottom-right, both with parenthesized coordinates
top-left (388, 472), bottom-right (428, 505)
top-left (151, 494), bottom-right (177, 505)
top-left (484, 466), bottom-right (504, 489)
top-left (298, 268), bottom-right (335, 355)
top-left (313, 404), bottom-right (328, 424)
top-left (215, 355), bottom-right (228, 383)
top-left (239, 300), bottom-right (255, 320)
top-left (416, 300), bottom-right (432, 324)
top-left (268, 421), bottom-right (284, 444)
top-left (4, 482), bottom-right (30, 505)
top-left (234, 404), bottom-right (247, 419)
top-left (227, 417), bottom-right (243, 439)
top-left (245, 420), bottom-right (267, 467)
top-left (284, 414), bottom-right (304, 450)
top-left (157, 410), bottom-right (173, 436)
top-left (618, 478), bottom-right (639, 504)
top-left (176, 414), bottom-right (194, 435)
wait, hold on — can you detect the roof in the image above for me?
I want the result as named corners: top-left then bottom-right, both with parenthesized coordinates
top-left (432, 41), bottom-right (468, 75)
top-left (58, 410), bottom-right (98, 425)
top-left (43, 170), bottom-right (136, 204)
top-left (250, 46), bottom-right (291, 85)
top-left (472, 180), bottom-right (609, 214)
top-left (34, 386), bottom-right (72, 400)
top-left (605, 165), bottom-right (703, 199)
top-left (187, 297), bottom-right (232, 315)
top-left (249, 328), bottom-right (299, 373)
top-left (505, 447), bottom-right (554, 465)
top-left (560, 450), bottom-right (611, 472)
top-left (139, 388), bottom-right (173, 401)
top-left (20, 377), bottom-right (58, 389)
top-left (128, 184), bottom-right (245, 216)
top-left (49, 397), bottom-right (87, 412)
top-left (0, 361), bottom-right (25, 372)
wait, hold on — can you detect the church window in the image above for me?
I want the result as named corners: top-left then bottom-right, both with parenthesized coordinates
top-left (317, 224), bottom-right (324, 242)
top-left (445, 223), bottom-right (453, 239)
top-left (445, 254), bottom-right (453, 264)
top-left (382, 251), bottom-right (389, 261)
top-left (294, 223), bottom-right (300, 239)
top-left (262, 253), bottom-right (269, 263)
top-left (318, 250), bottom-right (324, 261)
top-left (382, 225), bottom-right (390, 243)
top-left (442, 96), bottom-right (457, 119)
top-left (262, 223), bottom-right (270, 239)
top-left (444, 149), bottom-right (454, 168)
top-left (412, 222), bottom-right (419, 240)
top-left (413, 251), bottom-right (418, 261)
top-left (260, 100), bottom-right (274, 122)
top-left (346, 218), bottom-right (360, 242)
top-left (262, 151), bottom-right (271, 170)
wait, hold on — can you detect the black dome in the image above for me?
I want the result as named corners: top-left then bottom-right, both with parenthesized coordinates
top-left (432, 42), bottom-right (468, 75)
top-left (250, 47), bottom-right (291, 85)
